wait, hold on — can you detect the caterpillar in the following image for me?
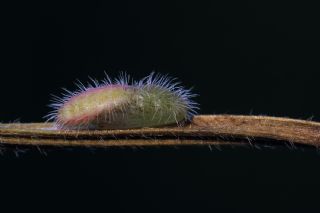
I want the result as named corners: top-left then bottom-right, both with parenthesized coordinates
top-left (46, 72), bottom-right (199, 130)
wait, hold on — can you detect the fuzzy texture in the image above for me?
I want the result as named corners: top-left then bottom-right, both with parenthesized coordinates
top-left (46, 72), bottom-right (199, 130)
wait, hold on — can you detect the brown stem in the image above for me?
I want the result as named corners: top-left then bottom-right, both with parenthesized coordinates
top-left (0, 115), bottom-right (320, 148)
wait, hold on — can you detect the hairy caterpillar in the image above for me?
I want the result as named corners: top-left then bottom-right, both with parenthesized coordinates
top-left (46, 72), bottom-right (199, 130)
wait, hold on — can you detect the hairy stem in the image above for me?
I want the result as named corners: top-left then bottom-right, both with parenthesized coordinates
top-left (0, 115), bottom-right (320, 148)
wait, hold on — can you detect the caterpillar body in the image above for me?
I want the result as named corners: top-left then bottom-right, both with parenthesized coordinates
top-left (46, 73), bottom-right (199, 130)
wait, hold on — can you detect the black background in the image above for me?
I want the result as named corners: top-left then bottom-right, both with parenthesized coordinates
top-left (1, 0), bottom-right (320, 212)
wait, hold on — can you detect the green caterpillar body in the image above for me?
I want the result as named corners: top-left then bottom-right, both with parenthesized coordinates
top-left (47, 73), bottom-right (198, 130)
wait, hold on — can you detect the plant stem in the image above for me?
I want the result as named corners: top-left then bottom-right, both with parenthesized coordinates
top-left (0, 115), bottom-right (319, 148)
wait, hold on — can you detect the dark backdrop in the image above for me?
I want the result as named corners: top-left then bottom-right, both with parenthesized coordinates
top-left (1, 0), bottom-right (320, 212)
